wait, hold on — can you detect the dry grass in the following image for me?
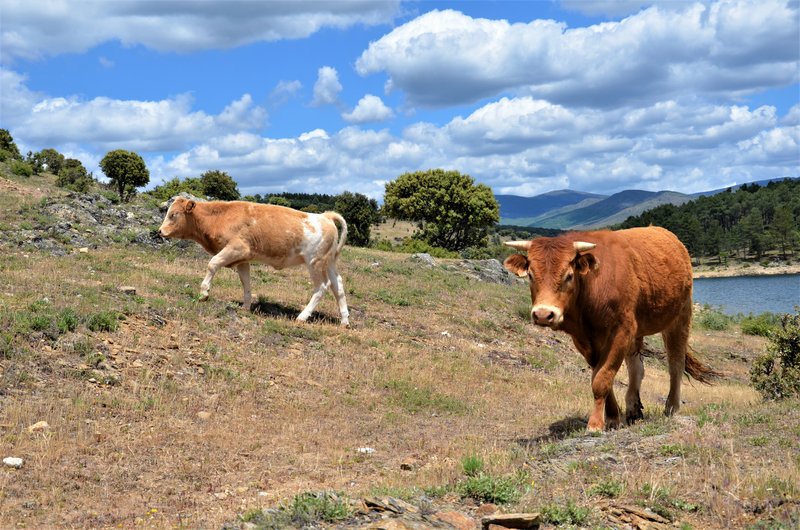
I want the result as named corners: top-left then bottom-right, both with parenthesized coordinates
top-left (0, 191), bottom-right (798, 529)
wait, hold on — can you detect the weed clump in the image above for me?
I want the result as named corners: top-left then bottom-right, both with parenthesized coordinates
top-left (238, 491), bottom-right (351, 529)
top-left (750, 310), bottom-right (800, 400)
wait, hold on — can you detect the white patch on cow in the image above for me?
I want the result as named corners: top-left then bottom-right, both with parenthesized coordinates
top-left (301, 215), bottom-right (325, 259)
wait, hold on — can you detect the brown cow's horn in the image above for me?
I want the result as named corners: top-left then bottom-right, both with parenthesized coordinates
top-left (573, 241), bottom-right (596, 253)
top-left (504, 240), bottom-right (532, 250)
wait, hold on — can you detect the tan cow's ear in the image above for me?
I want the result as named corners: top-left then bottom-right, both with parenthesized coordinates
top-left (575, 253), bottom-right (599, 275)
top-left (503, 254), bottom-right (530, 277)
top-left (185, 200), bottom-right (195, 213)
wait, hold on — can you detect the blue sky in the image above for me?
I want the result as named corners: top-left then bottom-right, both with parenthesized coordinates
top-left (1, 0), bottom-right (798, 199)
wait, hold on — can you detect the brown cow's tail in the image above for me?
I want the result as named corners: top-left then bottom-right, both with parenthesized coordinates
top-left (324, 211), bottom-right (348, 256)
top-left (685, 348), bottom-right (722, 384)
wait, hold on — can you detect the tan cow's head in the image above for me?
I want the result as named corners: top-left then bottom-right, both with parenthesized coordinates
top-left (158, 196), bottom-right (196, 239)
top-left (503, 238), bottom-right (599, 329)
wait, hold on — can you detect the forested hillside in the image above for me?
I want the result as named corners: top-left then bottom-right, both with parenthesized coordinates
top-left (619, 178), bottom-right (799, 260)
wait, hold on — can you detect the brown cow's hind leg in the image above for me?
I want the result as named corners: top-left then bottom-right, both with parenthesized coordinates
top-left (662, 302), bottom-right (691, 416)
top-left (625, 338), bottom-right (645, 425)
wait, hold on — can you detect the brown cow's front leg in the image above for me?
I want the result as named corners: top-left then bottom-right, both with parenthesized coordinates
top-left (588, 331), bottom-right (631, 431)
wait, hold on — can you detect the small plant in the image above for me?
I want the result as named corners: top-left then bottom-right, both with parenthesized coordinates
top-left (457, 472), bottom-right (522, 504)
top-left (589, 479), bottom-right (624, 498)
top-left (697, 402), bottom-right (731, 428)
top-left (86, 311), bottom-right (120, 332)
top-left (659, 443), bottom-right (688, 457)
top-left (57, 308), bottom-right (80, 333)
top-left (539, 499), bottom-right (590, 526)
top-left (750, 310), bottom-right (800, 400)
top-left (461, 454), bottom-right (484, 477)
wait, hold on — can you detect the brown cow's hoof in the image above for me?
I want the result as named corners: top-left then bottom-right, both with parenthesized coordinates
top-left (626, 403), bottom-right (644, 425)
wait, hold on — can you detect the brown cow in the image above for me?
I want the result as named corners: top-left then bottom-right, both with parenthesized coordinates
top-left (158, 196), bottom-right (350, 326)
top-left (503, 226), bottom-right (716, 431)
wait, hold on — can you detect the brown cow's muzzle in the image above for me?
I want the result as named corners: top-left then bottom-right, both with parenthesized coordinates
top-left (531, 304), bottom-right (563, 328)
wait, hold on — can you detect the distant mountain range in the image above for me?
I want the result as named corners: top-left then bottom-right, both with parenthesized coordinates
top-left (497, 178), bottom-right (795, 229)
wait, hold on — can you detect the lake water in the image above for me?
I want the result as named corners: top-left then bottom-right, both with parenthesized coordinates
top-left (693, 274), bottom-right (800, 315)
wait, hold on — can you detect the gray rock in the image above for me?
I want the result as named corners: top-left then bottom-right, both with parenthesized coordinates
top-left (409, 253), bottom-right (436, 267)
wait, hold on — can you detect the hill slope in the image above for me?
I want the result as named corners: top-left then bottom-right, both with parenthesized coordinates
top-left (0, 171), bottom-right (797, 530)
top-left (498, 189), bottom-right (691, 229)
top-left (497, 190), bottom-right (605, 225)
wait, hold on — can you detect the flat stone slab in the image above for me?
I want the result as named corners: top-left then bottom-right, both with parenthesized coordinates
top-left (481, 512), bottom-right (541, 529)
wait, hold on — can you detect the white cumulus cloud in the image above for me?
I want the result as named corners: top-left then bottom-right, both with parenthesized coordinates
top-left (342, 94), bottom-right (394, 123)
top-left (311, 66), bottom-right (343, 107)
top-left (356, 1), bottom-right (799, 108)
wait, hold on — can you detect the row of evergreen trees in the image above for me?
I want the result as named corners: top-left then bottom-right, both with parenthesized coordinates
top-left (619, 178), bottom-right (799, 261)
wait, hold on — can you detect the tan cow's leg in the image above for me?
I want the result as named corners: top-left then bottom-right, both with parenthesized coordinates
top-left (297, 265), bottom-right (330, 323)
top-left (625, 338), bottom-right (645, 425)
top-left (200, 246), bottom-right (247, 301)
top-left (327, 262), bottom-right (349, 327)
top-left (662, 302), bottom-right (691, 416)
top-left (236, 262), bottom-right (252, 309)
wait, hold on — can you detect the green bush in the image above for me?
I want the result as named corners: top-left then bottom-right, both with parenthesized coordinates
top-left (10, 160), bottom-right (33, 177)
top-left (750, 310), bottom-right (800, 400)
top-left (740, 313), bottom-right (781, 337)
top-left (694, 306), bottom-right (734, 331)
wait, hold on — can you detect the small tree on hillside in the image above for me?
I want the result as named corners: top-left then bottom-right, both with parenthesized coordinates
top-left (148, 177), bottom-right (206, 201)
top-left (100, 149), bottom-right (149, 202)
top-left (57, 158), bottom-right (93, 192)
top-left (200, 170), bottom-right (240, 200)
top-left (38, 148), bottom-right (66, 175)
top-left (0, 129), bottom-right (22, 161)
top-left (334, 191), bottom-right (380, 247)
top-left (383, 169), bottom-right (499, 252)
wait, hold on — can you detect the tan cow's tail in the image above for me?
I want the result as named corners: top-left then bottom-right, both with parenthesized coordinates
top-left (324, 212), bottom-right (348, 256)
top-left (685, 348), bottom-right (722, 384)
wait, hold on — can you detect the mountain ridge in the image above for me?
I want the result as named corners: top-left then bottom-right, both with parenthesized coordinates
top-left (498, 177), bottom-right (796, 229)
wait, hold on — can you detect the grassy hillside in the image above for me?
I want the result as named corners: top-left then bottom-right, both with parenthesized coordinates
top-left (0, 172), bottom-right (798, 529)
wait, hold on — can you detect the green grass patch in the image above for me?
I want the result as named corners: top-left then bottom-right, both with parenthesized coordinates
top-left (457, 472), bottom-right (522, 504)
top-left (240, 491), bottom-right (351, 529)
top-left (383, 378), bottom-right (467, 415)
top-left (588, 478), bottom-right (624, 498)
top-left (538, 499), bottom-right (590, 526)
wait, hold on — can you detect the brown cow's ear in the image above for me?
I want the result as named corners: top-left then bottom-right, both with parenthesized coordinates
top-left (185, 200), bottom-right (195, 213)
top-left (504, 254), bottom-right (530, 277)
top-left (575, 253), bottom-right (599, 275)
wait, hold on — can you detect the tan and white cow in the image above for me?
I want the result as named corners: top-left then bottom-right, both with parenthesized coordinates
top-left (158, 196), bottom-right (350, 326)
